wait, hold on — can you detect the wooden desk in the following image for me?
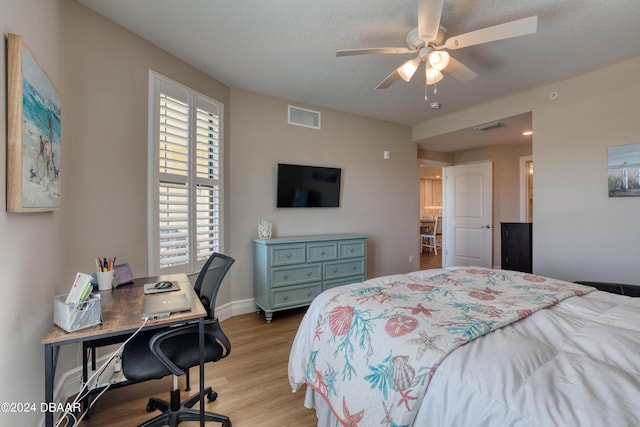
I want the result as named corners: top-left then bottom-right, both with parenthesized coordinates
top-left (42, 274), bottom-right (208, 427)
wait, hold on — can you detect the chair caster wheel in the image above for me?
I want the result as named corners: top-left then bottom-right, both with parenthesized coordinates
top-left (207, 390), bottom-right (218, 402)
top-left (146, 402), bottom-right (156, 412)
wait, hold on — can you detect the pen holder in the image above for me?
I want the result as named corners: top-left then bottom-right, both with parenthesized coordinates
top-left (96, 270), bottom-right (115, 291)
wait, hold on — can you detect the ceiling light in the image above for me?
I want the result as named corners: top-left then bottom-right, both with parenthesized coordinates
top-left (398, 58), bottom-right (421, 82)
top-left (425, 67), bottom-right (443, 85)
top-left (522, 130), bottom-right (533, 136)
top-left (428, 51), bottom-right (450, 71)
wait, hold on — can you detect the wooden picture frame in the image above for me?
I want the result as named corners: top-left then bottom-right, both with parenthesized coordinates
top-left (7, 34), bottom-right (61, 212)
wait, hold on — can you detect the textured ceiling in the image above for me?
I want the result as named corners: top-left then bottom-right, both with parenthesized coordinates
top-left (76, 0), bottom-right (640, 151)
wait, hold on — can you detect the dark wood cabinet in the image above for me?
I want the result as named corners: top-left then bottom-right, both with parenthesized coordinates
top-left (501, 222), bottom-right (532, 273)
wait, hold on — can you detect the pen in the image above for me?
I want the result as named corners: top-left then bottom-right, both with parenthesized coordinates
top-left (96, 256), bottom-right (116, 272)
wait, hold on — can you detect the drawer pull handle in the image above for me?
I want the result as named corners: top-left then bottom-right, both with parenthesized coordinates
top-left (352, 266), bottom-right (357, 270)
top-left (321, 250), bottom-right (326, 255)
top-left (350, 248), bottom-right (356, 253)
top-left (283, 274), bottom-right (289, 280)
top-left (333, 268), bottom-right (339, 273)
top-left (307, 271), bottom-right (312, 277)
top-left (287, 253), bottom-right (292, 258)
top-left (283, 296), bottom-right (289, 301)
top-left (307, 292), bottom-right (312, 297)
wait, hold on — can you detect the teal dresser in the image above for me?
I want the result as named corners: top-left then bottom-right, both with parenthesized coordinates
top-left (253, 234), bottom-right (369, 322)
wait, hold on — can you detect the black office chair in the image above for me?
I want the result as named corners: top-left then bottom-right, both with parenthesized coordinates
top-left (122, 253), bottom-right (235, 427)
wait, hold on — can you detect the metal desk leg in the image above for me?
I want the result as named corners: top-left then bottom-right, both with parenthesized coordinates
top-left (44, 344), bottom-right (59, 427)
top-left (199, 318), bottom-right (205, 427)
top-left (82, 342), bottom-right (91, 418)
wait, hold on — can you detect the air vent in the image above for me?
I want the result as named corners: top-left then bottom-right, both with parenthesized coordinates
top-left (473, 121), bottom-right (503, 131)
top-left (288, 105), bottom-right (321, 129)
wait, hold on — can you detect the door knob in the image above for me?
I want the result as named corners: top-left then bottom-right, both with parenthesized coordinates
top-left (481, 225), bottom-right (491, 229)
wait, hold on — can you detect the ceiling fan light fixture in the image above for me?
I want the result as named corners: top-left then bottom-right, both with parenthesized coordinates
top-left (398, 58), bottom-right (421, 82)
top-left (425, 67), bottom-right (443, 85)
top-left (428, 51), bottom-right (450, 70)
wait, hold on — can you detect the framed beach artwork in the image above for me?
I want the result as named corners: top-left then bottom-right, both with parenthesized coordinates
top-left (7, 33), bottom-right (61, 212)
top-left (608, 143), bottom-right (640, 197)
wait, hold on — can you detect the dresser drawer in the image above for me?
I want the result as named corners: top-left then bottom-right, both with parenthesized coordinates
top-left (272, 264), bottom-right (322, 287)
top-left (338, 240), bottom-right (366, 259)
top-left (270, 244), bottom-right (306, 266)
top-left (272, 284), bottom-right (322, 308)
top-left (324, 259), bottom-right (365, 280)
top-left (307, 242), bottom-right (337, 262)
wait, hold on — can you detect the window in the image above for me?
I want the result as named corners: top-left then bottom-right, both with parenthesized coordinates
top-left (148, 71), bottom-right (224, 275)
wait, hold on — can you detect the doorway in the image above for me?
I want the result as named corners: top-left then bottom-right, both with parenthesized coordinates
top-left (419, 161), bottom-right (447, 270)
top-left (520, 155), bottom-right (534, 222)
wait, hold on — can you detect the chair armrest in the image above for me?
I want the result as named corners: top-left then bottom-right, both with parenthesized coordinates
top-left (148, 319), bottom-right (231, 376)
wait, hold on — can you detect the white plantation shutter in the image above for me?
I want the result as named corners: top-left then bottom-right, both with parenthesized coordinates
top-left (194, 103), bottom-right (222, 261)
top-left (149, 72), bottom-right (224, 275)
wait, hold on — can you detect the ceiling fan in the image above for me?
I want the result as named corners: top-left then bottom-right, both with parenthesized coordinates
top-left (336, 0), bottom-right (538, 100)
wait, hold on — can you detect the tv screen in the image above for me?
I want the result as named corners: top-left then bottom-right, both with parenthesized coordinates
top-left (277, 163), bottom-right (341, 207)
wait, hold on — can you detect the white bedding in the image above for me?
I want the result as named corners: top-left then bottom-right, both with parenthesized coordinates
top-left (288, 268), bottom-right (640, 427)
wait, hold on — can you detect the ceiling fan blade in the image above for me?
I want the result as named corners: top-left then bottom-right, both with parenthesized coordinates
top-left (418, 0), bottom-right (444, 42)
top-left (336, 47), bottom-right (415, 57)
top-left (375, 69), bottom-right (401, 89)
top-left (444, 56), bottom-right (478, 83)
top-left (443, 16), bottom-right (538, 50)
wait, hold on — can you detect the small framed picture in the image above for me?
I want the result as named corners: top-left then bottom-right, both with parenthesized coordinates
top-left (608, 143), bottom-right (640, 197)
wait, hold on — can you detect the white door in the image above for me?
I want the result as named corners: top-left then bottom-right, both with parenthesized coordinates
top-left (443, 161), bottom-right (493, 267)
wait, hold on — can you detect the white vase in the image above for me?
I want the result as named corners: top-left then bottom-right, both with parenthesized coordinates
top-left (258, 220), bottom-right (272, 239)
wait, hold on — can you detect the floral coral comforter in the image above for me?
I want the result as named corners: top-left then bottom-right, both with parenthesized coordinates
top-left (289, 268), bottom-right (594, 427)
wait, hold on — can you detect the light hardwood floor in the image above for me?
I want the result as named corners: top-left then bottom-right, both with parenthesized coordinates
top-left (420, 247), bottom-right (442, 270)
top-left (78, 308), bottom-right (316, 427)
top-left (76, 255), bottom-right (442, 427)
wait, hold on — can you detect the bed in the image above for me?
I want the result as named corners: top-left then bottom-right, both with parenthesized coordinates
top-left (288, 267), bottom-right (640, 427)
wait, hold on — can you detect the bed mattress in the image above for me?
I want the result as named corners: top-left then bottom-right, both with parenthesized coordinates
top-left (289, 268), bottom-right (640, 427)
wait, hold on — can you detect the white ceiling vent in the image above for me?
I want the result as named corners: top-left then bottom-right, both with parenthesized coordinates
top-left (288, 105), bottom-right (321, 129)
top-left (473, 121), bottom-right (503, 131)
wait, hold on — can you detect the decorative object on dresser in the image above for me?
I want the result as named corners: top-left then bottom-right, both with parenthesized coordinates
top-left (501, 222), bottom-right (532, 273)
top-left (254, 234), bottom-right (368, 322)
top-left (257, 220), bottom-right (273, 239)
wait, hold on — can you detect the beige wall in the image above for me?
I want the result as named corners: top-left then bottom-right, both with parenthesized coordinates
top-left (414, 58), bottom-right (640, 284)
top-left (1, 1), bottom-right (65, 425)
top-left (228, 89), bottom-right (418, 302)
top-left (1, 1), bottom-right (418, 423)
top-left (452, 143), bottom-right (532, 266)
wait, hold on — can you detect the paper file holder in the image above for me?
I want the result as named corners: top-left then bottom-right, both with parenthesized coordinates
top-left (53, 294), bottom-right (102, 332)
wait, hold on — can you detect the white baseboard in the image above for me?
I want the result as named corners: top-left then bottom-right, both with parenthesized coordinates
top-left (216, 298), bottom-right (257, 321)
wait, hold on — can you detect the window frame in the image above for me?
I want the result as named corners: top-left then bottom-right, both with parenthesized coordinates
top-left (147, 70), bottom-right (225, 276)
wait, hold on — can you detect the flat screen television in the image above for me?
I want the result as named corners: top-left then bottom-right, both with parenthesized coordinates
top-left (277, 163), bottom-right (341, 208)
